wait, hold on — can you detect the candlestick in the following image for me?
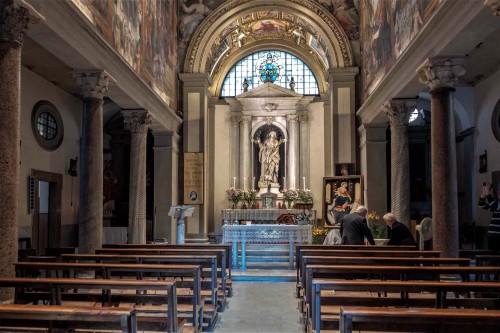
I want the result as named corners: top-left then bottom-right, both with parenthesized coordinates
top-left (303, 177), bottom-right (306, 190)
top-left (283, 177), bottom-right (286, 190)
top-left (233, 177), bottom-right (236, 188)
top-left (244, 177), bottom-right (246, 191)
top-left (252, 177), bottom-right (255, 190)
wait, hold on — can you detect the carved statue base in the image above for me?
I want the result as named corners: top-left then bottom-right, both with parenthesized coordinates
top-left (257, 181), bottom-right (282, 197)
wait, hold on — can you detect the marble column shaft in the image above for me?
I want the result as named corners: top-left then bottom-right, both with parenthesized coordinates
top-left (383, 100), bottom-right (416, 227)
top-left (287, 115), bottom-right (299, 189)
top-left (417, 57), bottom-right (465, 258)
top-left (0, 0), bottom-right (41, 301)
top-left (299, 116), bottom-right (310, 189)
top-left (123, 110), bottom-right (151, 244)
top-left (231, 116), bottom-right (240, 187)
top-left (73, 70), bottom-right (115, 254)
top-left (239, 115), bottom-right (251, 190)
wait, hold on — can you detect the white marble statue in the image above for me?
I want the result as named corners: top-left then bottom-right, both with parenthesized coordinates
top-left (254, 131), bottom-right (286, 184)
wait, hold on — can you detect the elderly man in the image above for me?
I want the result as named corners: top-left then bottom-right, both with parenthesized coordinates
top-left (383, 213), bottom-right (416, 246)
top-left (340, 205), bottom-right (375, 245)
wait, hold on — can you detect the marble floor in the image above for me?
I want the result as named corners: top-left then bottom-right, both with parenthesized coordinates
top-left (214, 281), bottom-right (303, 333)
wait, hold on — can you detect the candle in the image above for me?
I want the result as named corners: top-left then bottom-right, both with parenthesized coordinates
top-left (303, 177), bottom-right (306, 190)
top-left (244, 177), bottom-right (246, 190)
top-left (292, 176), bottom-right (296, 189)
top-left (252, 177), bottom-right (255, 190)
top-left (233, 177), bottom-right (236, 188)
top-left (283, 177), bottom-right (286, 190)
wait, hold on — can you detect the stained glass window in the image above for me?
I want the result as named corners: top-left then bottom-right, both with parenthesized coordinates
top-left (221, 50), bottom-right (319, 97)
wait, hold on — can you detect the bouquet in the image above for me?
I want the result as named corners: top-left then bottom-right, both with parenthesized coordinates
top-left (225, 187), bottom-right (242, 209)
top-left (282, 189), bottom-right (297, 208)
top-left (367, 211), bottom-right (387, 239)
top-left (242, 189), bottom-right (258, 206)
top-left (296, 189), bottom-right (313, 203)
top-left (312, 228), bottom-right (328, 244)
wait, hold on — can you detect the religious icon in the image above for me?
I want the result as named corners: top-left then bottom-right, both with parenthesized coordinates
top-left (323, 176), bottom-right (363, 226)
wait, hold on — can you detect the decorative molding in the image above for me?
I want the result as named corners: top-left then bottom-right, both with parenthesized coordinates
top-left (240, 115), bottom-right (252, 123)
top-left (264, 103), bottom-right (277, 112)
top-left (286, 114), bottom-right (299, 122)
top-left (417, 57), bottom-right (466, 90)
top-left (383, 99), bottom-right (417, 128)
top-left (0, 0), bottom-right (43, 46)
top-left (122, 110), bottom-right (152, 134)
top-left (73, 70), bottom-right (116, 100)
top-left (485, 0), bottom-right (500, 16)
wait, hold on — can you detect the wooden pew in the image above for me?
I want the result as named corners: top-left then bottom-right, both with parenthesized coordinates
top-left (61, 253), bottom-right (222, 311)
top-left (95, 247), bottom-right (232, 298)
top-left (0, 277), bottom-right (181, 333)
top-left (338, 307), bottom-right (500, 333)
top-left (0, 304), bottom-right (137, 333)
top-left (298, 256), bottom-right (470, 298)
top-left (459, 249), bottom-right (494, 259)
top-left (310, 279), bottom-right (500, 333)
top-left (14, 262), bottom-right (206, 332)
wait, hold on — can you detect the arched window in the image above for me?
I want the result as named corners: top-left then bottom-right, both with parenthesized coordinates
top-left (221, 50), bottom-right (319, 97)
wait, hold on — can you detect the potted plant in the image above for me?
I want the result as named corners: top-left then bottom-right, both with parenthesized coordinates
top-left (367, 211), bottom-right (389, 244)
top-left (295, 189), bottom-right (313, 210)
top-left (281, 189), bottom-right (297, 209)
top-left (243, 189), bottom-right (258, 209)
top-left (225, 187), bottom-right (242, 209)
top-left (312, 228), bottom-right (328, 244)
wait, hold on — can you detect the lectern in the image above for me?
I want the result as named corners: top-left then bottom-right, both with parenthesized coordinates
top-left (168, 205), bottom-right (194, 244)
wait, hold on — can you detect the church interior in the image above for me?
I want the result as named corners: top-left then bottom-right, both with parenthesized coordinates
top-left (1, 0), bottom-right (500, 332)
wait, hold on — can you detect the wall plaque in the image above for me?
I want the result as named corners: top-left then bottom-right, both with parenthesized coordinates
top-left (184, 153), bottom-right (204, 205)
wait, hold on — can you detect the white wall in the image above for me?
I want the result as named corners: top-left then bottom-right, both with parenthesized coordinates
top-left (474, 68), bottom-right (500, 228)
top-left (19, 67), bottom-right (82, 243)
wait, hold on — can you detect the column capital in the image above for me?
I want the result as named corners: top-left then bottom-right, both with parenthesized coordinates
top-left (485, 0), bottom-right (500, 16)
top-left (231, 116), bottom-right (241, 126)
top-left (240, 115), bottom-right (252, 123)
top-left (286, 114), bottom-right (299, 123)
top-left (73, 70), bottom-right (116, 100)
top-left (0, 0), bottom-right (43, 46)
top-left (122, 110), bottom-right (152, 134)
top-left (299, 115), bottom-right (309, 123)
top-left (417, 57), bottom-right (466, 90)
top-left (383, 99), bottom-right (418, 127)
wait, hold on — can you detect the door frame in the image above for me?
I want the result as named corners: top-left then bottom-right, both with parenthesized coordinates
top-left (31, 169), bottom-right (62, 254)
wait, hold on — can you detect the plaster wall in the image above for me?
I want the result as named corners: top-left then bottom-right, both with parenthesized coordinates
top-left (474, 68), bottom-right (500, 228)
top-left (308, 102), bottom-right (326, 219)
top-left (19, 67), bottom-right (82, 245)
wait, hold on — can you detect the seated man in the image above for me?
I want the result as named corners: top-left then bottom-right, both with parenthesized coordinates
top-left (383, 212), bottom-right (416, 246)
top-left (340, 205), bottom-right (375, 245)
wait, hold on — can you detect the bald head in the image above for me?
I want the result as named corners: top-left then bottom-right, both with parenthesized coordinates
top-left (355, 205), bottom-right (368, 217)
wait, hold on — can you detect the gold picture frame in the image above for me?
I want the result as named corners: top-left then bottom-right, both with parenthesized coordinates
top-left (323, 176), bottom-right (363, 226)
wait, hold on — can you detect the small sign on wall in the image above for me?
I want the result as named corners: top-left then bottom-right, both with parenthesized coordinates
top-left (184, 153), bottom-right (204, 205)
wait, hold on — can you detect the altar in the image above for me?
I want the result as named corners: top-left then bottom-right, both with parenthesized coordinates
top-left (222, 224), bottom-right (312, 270)
top-left (221, 208), bottom-right (317, 224)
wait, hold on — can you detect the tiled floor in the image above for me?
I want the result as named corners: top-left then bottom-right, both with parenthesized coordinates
top-left (214, 281), bottom-right (303, 333)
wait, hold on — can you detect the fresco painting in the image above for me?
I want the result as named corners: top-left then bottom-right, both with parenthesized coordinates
top-left (360, 0), bottom-right (442, 100)
top-left (70, 0), bottom-right (177, 109)
top-left (314, 0), bottom-right (360, 40)
top-left (252, 19), bottom-right (287, 35)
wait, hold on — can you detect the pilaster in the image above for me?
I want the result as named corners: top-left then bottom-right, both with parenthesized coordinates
top-left (286, 115), bottom-right (299, 189)
top-left (239, 115), bottom-right (252, 190)
top-left (299, 115), bottom-right (310, 190)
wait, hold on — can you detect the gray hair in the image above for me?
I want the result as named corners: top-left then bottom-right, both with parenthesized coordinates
top-left (355, 205), bottom-right (368, 215)
top-left (383, 212), bottom-right (397, 222)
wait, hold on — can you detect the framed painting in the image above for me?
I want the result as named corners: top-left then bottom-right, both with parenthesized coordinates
top-left (323, 176), bottom-right (363, 226)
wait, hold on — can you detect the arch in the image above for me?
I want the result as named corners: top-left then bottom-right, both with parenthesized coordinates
top-left (251, 120), bottom-right (288, 140)
top-left (183, 0), bottom-right (354, 94)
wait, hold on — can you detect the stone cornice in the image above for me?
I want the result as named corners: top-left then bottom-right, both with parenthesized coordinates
top-left (383, 99), bottom-right (418, 128)
top-left (417, 57), bottom-right (466, 90)
top-left (0, 0), bottom-right (43, 46)
top-left (122, 110), bottom-right (152, 135)
top-left (73, 70), bottom-right (116, 100)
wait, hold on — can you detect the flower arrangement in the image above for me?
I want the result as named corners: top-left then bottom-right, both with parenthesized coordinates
top-left (225, 187), bottom-right (242, 209)
top-left (296, 189), bottom-right (313, 204)
top-left (242, 189), bottom-right (258, 207)
top-left (312, 228), bottom-right (328, 244)
top-left (295, 211), bottom-right (312, 225)
top-left (367, 211), bottom-right (387, 239)
top-left (282, 189), bottom-right (297, 208)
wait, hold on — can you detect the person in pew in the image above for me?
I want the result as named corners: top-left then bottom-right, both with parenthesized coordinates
top-left (340, 205), bottom-right (375, 245)
top-left (383, 212), bottom-right (417, 246)
top-left (479, 182), bottom-right (500, 252)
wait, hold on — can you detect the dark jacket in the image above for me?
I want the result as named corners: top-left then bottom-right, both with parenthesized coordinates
top-left (340, 213), bottom-right (375, 245)
top-left (478, 194), bottom-right (500, 238)
top-left (388, 221), bottom-right (416, 246)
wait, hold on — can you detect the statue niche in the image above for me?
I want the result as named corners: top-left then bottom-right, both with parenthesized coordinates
top-left (253, 125), bottom-right (286, 192)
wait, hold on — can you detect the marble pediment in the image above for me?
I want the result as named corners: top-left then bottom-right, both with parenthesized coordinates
top-left (236, 82), bottom-right (303, 99)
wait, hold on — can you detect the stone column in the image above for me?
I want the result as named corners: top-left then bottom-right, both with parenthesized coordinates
top-left (383, 99), bottom-right (417, 227)
top-left (287, 115), bottom-right (300, 189)
top-left (417, 57), bottom-right (466, 258)
top-left (153, 131), bottom-right (180, 243)
top-left (359, 123), bottom-right (388, 217)
top-left (239, 115), bottom-right (252, 190)
top-left (299, 115), bottom-right (310, 189)
top-left (73, 70), bottom-right (115, 254)
top-left (0, 0), bottom-right (42, 301)
top-left (122, 110), bottom-right (151, 244)
top-left (231, 116), bottom-right (240, 187)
